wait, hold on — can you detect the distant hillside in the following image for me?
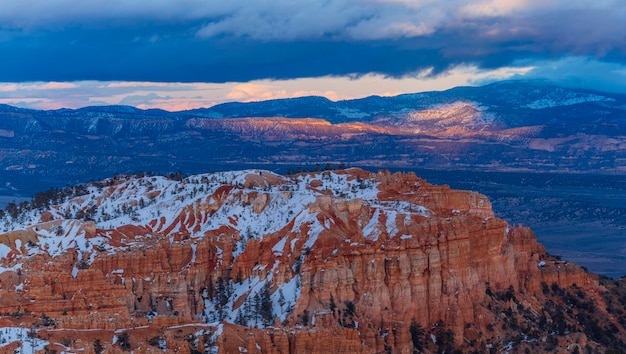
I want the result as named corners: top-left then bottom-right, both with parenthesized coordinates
top-left (1, 80), bottom-right (625, 198)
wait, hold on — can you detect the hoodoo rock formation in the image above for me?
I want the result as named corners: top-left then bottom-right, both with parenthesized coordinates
top-left (0, 169), bottom-right (624, 353)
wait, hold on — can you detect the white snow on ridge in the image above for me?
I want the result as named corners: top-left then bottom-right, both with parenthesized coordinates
top-left (0, 169), bottom-right (433, 268)
top-left (333, 107), bottom-right (368, 119)
top-left (524, 95), bottom-right (612, 109)
top-left (294, 171), bottom-right (380, 201)
top-left (0, 168), bottom-right (445, 332)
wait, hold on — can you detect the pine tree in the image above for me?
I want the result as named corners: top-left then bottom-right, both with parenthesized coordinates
top-left (216, 277), bottom-right (229, 320)
top-left (235, 310), bottom-right (246, 326)
top-left (409, 318), bottom-right (424, 352)
top-left (93, 339), bottom-right (105, 354)
top-left (253, 293), bottom-right (261, 326)
top-left (236, 269), bottom-right (243, 284)
top-left (329, 294), bottom-right (336, 314)
top-left (117, 332), bottom-right (130, 351)
top-left (244, 296), bottom-right (253, 322)
top-left (278, 289), bottom-right (286, 309)
top-left (6, 202), bottom-right (18, 219)
top-left (260, 283), bottom-right (274, 326)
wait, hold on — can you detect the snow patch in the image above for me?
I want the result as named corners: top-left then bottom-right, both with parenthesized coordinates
top-left (363, 209), bottom-right (382, 241)
top-left (0, 327), bottom-right (49, 352)
top-left (272, 237), bottom-right (288, 255)
top-left (524, 94), bottom-right (611, 109)
top-left (0, 243), bottom-right (11, 259)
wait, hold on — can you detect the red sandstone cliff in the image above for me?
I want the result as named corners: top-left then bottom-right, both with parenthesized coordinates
top-left (0, 169), bottom-right (622, 353)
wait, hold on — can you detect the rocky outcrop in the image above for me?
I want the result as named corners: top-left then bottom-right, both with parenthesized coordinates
top-left (0, 169), bottom-right (622, 353)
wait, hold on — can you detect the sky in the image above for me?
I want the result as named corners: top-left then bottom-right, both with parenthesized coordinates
top-left (0, 0), bottom-right (625, 111)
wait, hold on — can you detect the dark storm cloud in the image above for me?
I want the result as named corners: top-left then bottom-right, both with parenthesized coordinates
top-left (0, 0), bottom-right (624, 83)
top-left (509, 57), bottom-right (626, 94)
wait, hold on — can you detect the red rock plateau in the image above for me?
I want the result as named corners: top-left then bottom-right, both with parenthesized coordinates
top-left (0, 169), bottom-right (624, 353)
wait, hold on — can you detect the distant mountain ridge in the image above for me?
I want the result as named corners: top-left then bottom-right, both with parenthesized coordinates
top-left (1, 80), bottom-right (626, 198)
top-left (190, 80), bottom-right (625, 124)
top-left (3, 80), bottom-right (625, 124)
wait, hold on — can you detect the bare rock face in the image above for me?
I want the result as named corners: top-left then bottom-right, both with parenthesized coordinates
top-left (0, 169), bottom-right (623, 353)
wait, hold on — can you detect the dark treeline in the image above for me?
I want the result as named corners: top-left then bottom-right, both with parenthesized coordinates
top-left (286, 163), bottom-right (348, 175)
top-left (1, 184), bottom-right (90, 220)
top-left (0, 169), bottom-right (193, 220)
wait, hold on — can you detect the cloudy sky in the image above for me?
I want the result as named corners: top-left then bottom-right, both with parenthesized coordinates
top-left (0, 0), bottom-right (625, 110)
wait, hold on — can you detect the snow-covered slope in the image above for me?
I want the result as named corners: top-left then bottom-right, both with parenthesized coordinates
top-left (0, 169), bottom-right (438, 332)
top-left (0, 169), bottom-right (618, 353)
top-left (2, 169), bottom-right (383, 243)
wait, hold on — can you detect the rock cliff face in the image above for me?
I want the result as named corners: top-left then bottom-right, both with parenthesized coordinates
top-left (0, 169), bottom-right (623, 353)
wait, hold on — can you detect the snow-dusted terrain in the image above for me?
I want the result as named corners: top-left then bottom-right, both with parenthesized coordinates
top-left (523, 91), bottom-right (613, 109)
top-left (0, 168), bottom-right (439, 345)
top-left (0, 168), bottom-right (619, 353)
top-left (0, 328), bottom-right (48, 353)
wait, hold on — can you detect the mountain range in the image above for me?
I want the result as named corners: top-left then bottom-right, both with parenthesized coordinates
top-left (1, 80), bottom-right (625, 200)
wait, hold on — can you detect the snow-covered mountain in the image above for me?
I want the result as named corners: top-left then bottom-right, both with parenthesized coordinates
top-left (0, 170), bottom-right (394, 347)
top-left (0, 168), bottom-right (624, 352)
top-left (0, 169), bottom-right (626, 353)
